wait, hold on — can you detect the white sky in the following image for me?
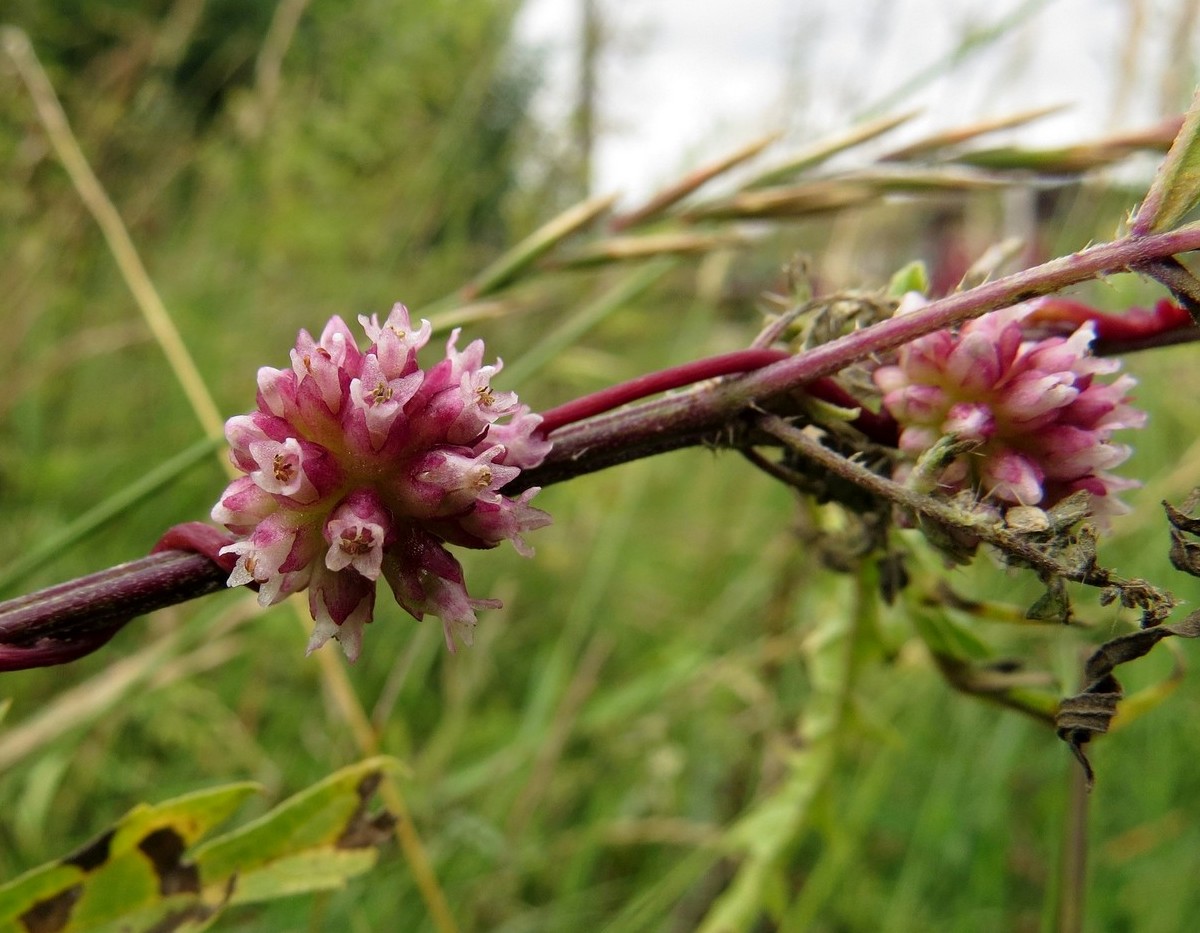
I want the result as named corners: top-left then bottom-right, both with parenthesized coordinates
top-left (515, 0), bottom-right (1198, 201)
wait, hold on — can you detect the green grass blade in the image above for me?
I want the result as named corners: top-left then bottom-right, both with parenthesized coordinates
top-left (1134, 88), bottom-right (1200, 233)
top-left (857, 0), bottom-right (1056, 119)
top-left (502, 260), bottom-right (675, 387)
top-left (0, 436), bottom-right (222, 596)
top-left (742, 111), bottom-right (916, 188)
top-left (462, 194), bottom-right (618, 299)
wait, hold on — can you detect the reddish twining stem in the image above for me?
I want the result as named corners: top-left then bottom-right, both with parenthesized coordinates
top-left (0, 523), bottom-right (235, 672)
top-left (153, 522), bottom-right (239, 571)
top-left (538, 349), bottom-right (899, 444)
top-left (1029, 297), bottom-right (1197, 354)
top-left (537, 349), bottom-right (789, 435)
top-left (511, 226), bottom-right (1200, 491)
top-left (0, 626), bottom-right (122, 669)
top-left (4, 226), bottom-right (1200, 670)
top-left (0, 550), bottom-right (227, 671)
top-left (536, 297), bottom-right (1199, 442)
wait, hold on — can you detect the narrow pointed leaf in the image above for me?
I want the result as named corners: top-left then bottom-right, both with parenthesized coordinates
top-left (851, 167), bottom-right (1009, 192)
top-left (955, 143), bottom-right (1141, 174)
top-left (684, 180), bottom-right (876, 221)
top-left (462, 194), bottom-right (617, 299)
top-left (549, 231), bottom-right (752, 269)
top-left (503, 261), bottom-right (674, 386)
top-left (611, 132), bottom-right (780, 230)
top-left (882, 104), bottom-right (1067, 161)
top-left (743, 110), bottom-right (917, 188)
top-left (1134, 90), bottom-right (1200, 234)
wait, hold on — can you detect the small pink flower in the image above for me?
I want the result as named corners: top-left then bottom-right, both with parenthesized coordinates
top-left (213, 303), bottom-right (551, 661)
top-left (347, 357), bottom-right (423, 451)
top-left (873, 296), bottom-right (1146, 518)
top-left (382, 527), bottom-right (504, 652)
top-left (323, 489), bottom-right (392, 580)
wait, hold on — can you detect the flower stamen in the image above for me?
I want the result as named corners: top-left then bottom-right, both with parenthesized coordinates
top-left (272, 454), bottom-right (295, 485)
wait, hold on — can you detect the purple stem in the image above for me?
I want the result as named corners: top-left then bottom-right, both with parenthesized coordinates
top-left (0, 550), bottom-right (228, 672)
top-left (537, 349), bottom-right (790, 435)
top-left (538, 349), bottom-right (899, 445)
top-left (3, 225), bottom-right (1200, 669)
top-left (511, 225), bottom-right (1200, 491)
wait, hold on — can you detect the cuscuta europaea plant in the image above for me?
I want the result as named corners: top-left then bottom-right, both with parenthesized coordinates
top-left (5, 92), bottom-right (1200, 789)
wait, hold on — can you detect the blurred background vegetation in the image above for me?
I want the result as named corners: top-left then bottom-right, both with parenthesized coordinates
top-left (2, 1), bottom-right (1200, 930)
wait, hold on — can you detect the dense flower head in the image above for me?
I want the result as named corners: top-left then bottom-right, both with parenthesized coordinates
top-left (212, 304), bottom-right (552, 660)
top-left (873, 296), bottom-right (1146, 517)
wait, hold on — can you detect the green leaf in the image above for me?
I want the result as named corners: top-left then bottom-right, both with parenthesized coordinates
top-left (954, 143), bottom-right (1135, 174)
top-left (612, 132), bottom-right (779, 230)
top-left (0, 782), bottom-right (258, 933)
top-left (0, 436), bottom-right (223, 596)
top-left (698, 742), bottom-right (834, 933)
top-left (742, 110), bottom-right (917, 188)
top-left (502, 261), bottom-right (674, 386)
top-left (192, 756), bottom-right (401, 905)
top-left (1133, 89), bottom-right (1200, 234)
top-left (549, 231), bottom-right (751, 270)
top-left (887, 261), bottom-right (929, 296)
top-left (684, 180), bottom-right (876, 222)
top-left (1025, 577), bottom-right (1071, 624)
top-left (881, 104), bottom-right (1067, 161)
top-left (0, 758), bottom-right (401, 932)
top-left (462, 194), bottom-right (617, 299)
top-left (910, 607), bottom-right (991, 661)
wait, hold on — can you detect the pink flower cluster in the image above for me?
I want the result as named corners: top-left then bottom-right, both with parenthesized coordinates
top-left (873, 297), bottom-right (1146, 516)
top-left (212, 304), bottom-right (552, 661)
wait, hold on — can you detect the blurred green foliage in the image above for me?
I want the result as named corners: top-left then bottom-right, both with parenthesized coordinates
top-left (4, 2), bottom-right (1200, 932)
top-left (0, 0), bottom-right (539, 583)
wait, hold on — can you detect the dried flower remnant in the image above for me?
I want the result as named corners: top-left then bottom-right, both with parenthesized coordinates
top-left (873, 296), bottom-right (1147, 518)
top-left (212, 305), bottom-right (552, 660)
